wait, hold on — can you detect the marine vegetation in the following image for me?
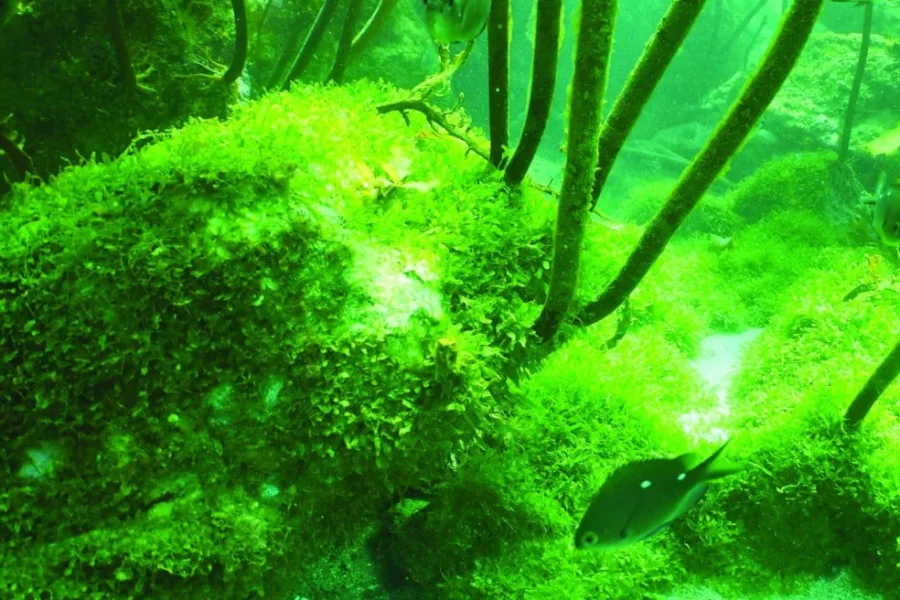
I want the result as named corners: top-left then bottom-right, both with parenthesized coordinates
top-left (1, 0), bottom-right (900, 599)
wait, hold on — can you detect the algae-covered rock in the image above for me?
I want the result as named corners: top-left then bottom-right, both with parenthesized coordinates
top-left (379, 324), bottom-right (708, 598)
top-left (705, 32), bottom-right (900, 157)
top-left (677, 260), bottom-right (900, 597)
top-left (617, 177), bottom-right (739, 237)
top-left (726, 151), bottom-right (839, 224)
top-left (819, 0), bottom-right (900, 37)
top-left (0, 81), bottom-right (551, 597)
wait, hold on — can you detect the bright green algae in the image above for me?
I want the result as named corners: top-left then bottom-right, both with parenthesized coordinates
top-left (1, 82), bottom-right (899, 598)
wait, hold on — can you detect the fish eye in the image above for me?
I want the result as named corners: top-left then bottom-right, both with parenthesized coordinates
top-left (580, 532), bottom-right (599, 547)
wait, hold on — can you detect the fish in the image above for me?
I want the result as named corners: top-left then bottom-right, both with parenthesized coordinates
top-left (871, 172), bottom-right (900, 247)
top-left (574, 439), bottom-right (742, 550)
top-left (422, 0), bottom-right (492, 45)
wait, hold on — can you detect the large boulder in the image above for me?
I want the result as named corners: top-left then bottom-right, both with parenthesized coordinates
top-left (0, 81), bottom-right (551, 598)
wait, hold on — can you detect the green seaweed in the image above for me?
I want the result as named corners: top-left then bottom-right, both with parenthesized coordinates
top-left (0, 82), bottom-right (552, 597)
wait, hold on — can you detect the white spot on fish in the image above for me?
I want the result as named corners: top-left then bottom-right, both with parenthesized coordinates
top-left (677, 472), bottom-right (687, 481)
top-left (640, 480), bottom-right (652, 489)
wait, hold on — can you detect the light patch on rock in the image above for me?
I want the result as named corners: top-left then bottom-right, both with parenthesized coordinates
top-left (347, 242), bottom-right (444, 331)
top-left (18, 442), bottom-right (63, 480)
top-left (681, 328), bottom-right (764, 442)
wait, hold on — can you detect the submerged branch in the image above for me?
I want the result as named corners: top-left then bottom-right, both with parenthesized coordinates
top-left (282, 0), bottom-right (340, 90)
top-left (175, 0), bottom-right (247, 89)
top-left (504, 0), bottom-right (564, 187)
top-left (409, 41), bottom-right (475, 101)
top-left (605, 299), bottom-right (632, 350)
top-left (838, 1), bottom-right (873, 162)
top-left (590, 0), bottom-right (708, 209)
top-left (487, 0), bottom-right (510, 168)
top-left (719, 0), bottom-right (767, 56)
top-left (327, 0), bottom-right (366, 84)
top-left (532, 0), bottom-right (617, 341)
top-left (376, 98), bottom-right (489, 161)
top-left (845, 337), bottom-right (900, 429)
top-left (375, 41), bottom-right (480, 158)
top-left (577, 0), bottom-right (826, 328)
top-left (0, 124), bottom-right (35, 183)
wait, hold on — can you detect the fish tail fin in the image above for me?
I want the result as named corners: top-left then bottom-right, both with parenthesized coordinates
top-left (704, 462), bottom-right (745, 481)
top-left (692, 438), bottom-right (742, 482)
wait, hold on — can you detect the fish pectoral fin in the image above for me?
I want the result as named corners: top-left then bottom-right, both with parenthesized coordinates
top-left (675, 483), bottom-right (710, 518)
top-left (638, 484), bottom-right (710, 542)
top-left (619, 498), bottom-right (642, 540)
top-left (638, 520), bottom-right (674, 541)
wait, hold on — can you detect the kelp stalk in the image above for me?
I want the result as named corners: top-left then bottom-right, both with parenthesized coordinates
top-left (577, 0), bottom-right (826, 328)
top-left (282, 0), bottom-right (340, 90)
top-left (533, 0), bottom-right (617, 341)
top-left (720, 0), bottom-right (767, 57)
top-left (0, 125), bottom-right (35, 183)
top-left (743, 16), bottom-right (768, 70)
top-left (220, 0), bottom-right (249, 86)
top-left (845, 338), bottom-right (900, 429)
top-left (255, 0), bottom-right (275, 48)
top-left (348, 0), bottom-right (401, 62)
top-left (327, 0), bottom-right (365, 84)
top-left (265, 5), bottom-right (308, 90)
top-left (104, 0), bottom-right (138, 93)
top-left (837, 0), bottom-right (873, 163)
top-left (487, 0), bottom-right (510, 168)
top-left (503, 0), bottom-right (564, 187)
top-left (590, 0), bottom-right (708, 209)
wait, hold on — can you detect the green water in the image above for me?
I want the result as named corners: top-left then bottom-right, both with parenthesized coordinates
top-left (0, 0), bottom-right (898, 598)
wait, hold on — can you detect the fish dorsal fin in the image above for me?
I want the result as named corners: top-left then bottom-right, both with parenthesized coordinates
top-left (675, 452), bottom-right (701, 471)
top-left (603, 458), bottom-right (671, 487)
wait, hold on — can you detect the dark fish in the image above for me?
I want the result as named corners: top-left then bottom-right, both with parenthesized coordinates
top-left (422, 0), bottom-right (491, 44)
top-left (872, 172), bottom-right (900, 247)
top-left (574, 439), bottom-right (741, 550)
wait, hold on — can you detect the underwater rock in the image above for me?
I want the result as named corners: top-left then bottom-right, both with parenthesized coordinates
top-left (702, 32), bottom-right (900, 159)
top-left (0, 0), bottom-right (237, 195)
top-left (819, 0), bottom-right (900, 36)
top-left (0, 82), bottom-right (527, 597)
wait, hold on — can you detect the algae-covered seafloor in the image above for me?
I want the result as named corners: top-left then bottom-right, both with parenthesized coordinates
top-left (2, 0), bottom-right (900, 599)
